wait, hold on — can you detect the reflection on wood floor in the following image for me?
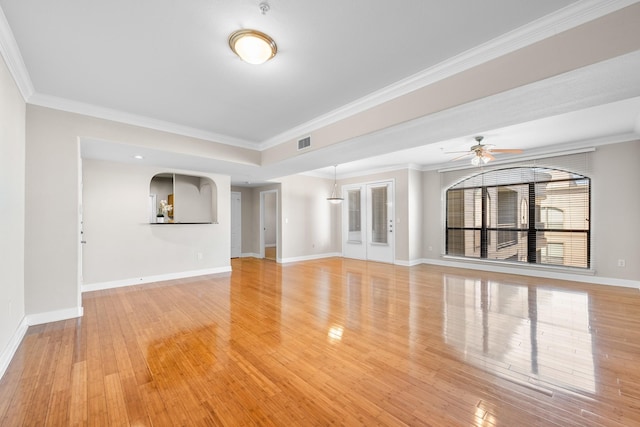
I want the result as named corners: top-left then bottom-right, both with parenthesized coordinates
top-left (1, 257), bottom-right (640, 426)
top-left (265, 246), bottom-right (276, 260)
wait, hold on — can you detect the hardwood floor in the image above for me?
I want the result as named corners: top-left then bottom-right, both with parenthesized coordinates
top-left (264, 247), bottom-right (276, 261)
top-left (1, 257), bottom-right (640, 426)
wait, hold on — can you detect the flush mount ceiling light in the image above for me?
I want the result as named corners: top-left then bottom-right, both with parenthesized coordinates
top-left (327, 165), bottom-right (344, 204)
top-left (228, 29), bottom-right (277, 65)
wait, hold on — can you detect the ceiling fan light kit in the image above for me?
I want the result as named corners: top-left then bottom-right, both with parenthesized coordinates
top-left (471, 154), bottom-right (490, 166)
top-left (448, 136), bottom-right (523, 166)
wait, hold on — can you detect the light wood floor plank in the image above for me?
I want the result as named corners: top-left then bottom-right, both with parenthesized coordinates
top-left (1, 257), bottom-right (640, 426)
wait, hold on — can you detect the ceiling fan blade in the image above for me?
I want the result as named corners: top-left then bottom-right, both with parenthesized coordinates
top-left (484, 152), bottom-right (496, 161)
top-left (490, 148), bottom-right (523, 154)
top-left (450, 152), bottom-right (472, 161)
top-left (444, 150), bottom-right (471, 154)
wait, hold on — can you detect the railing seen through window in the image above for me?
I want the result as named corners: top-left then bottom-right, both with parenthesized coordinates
top-left (445, 167), bottom-right (590, 268)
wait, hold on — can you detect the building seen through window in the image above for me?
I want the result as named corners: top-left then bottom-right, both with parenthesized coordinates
top-left (445, 167), bottom-right (590, 268)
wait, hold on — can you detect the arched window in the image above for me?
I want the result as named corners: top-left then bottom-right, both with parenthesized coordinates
top-left (445, 167), bottom-right (590, 268)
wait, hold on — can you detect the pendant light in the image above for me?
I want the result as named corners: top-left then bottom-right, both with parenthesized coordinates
top-left (327, 165), bottom-right (343, 204)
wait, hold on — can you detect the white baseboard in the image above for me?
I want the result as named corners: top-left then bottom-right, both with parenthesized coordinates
top-left (394, 259), bottom-right (424, 267)
top-left (241, 253), bottom-right (260, 258)
top-left (0, 317), bottom-right (28, 381)
top-left (81, 266), bottom-right (232, 293)
top-left (26, 306), bottom-right (84, 326)
top-left (280, 252), bottom-right (342, 264)
top-left (420, 258), bottom-right (640, 289)
top-left (1, 305), bottom-right (85, 381)
top-left (265, 244), bottom-right (276, 248)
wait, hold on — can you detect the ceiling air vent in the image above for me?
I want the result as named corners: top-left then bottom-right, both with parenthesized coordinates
top-left (297, 136), bottom-right (311, 151)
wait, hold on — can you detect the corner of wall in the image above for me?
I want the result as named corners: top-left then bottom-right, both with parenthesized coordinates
top-left (0, 316), bottom-right (28, 381)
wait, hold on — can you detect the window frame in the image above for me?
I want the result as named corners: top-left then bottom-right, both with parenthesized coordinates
top-left (445, 167), bottom-right (591, 269)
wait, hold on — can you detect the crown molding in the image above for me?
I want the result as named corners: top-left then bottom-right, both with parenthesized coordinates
top-left (259, 0), bottom-right (639, 151)
top-left (0, 6), bottom-right (33, 100)
top-left (2, 1), bottom-right (636, 153)
top-left (333, 163), bottom-right (415, 180)
top-left (303, 163), bottom-right (423, 180)
top-left (431, 133), bottom-right (640, 173)
top-left (1, 5), bottom-right (259, 150)
top-left (28, 93), bottom-right (260, 150)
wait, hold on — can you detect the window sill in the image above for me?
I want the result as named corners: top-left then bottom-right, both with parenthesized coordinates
top-left (441, 255), bottom-right (595, 276)
top-left (149, 222), bottom-right (217, 225)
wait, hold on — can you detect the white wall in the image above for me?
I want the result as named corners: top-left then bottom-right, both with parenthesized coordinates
top-left (591, 141), bottom-right (640, 281)
top-left (408, 168), bottom-right (423, 264)
top-left (278, 175), bottom-right (341, 261)
top-left (25, 105), bottom-right (247, 318)
top-left (422, 170), bottom-right (442, 259)
top-left (0, 54), bottom-right (26, 373)
top-left (82, 159), bottom-right (230, 286)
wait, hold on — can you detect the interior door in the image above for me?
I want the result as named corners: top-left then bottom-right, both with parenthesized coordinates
top-left (342, 181), bottom-right (394, 263)
top-left (230, 192), bottom-right (241, 258)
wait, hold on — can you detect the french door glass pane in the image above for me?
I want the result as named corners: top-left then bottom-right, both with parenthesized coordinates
top-left (371, 186), bottom-right (387, 244)
top-left (347, 189), bottom-right (362, 242)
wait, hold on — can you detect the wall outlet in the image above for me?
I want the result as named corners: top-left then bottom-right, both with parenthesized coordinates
top-left (618, 259), bottom-right (626, 267)
top-left (197, 252), bottom-right (203, 261)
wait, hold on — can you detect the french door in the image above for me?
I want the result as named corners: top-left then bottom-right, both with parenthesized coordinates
top-left (342, 181), bottom-right (394, 263)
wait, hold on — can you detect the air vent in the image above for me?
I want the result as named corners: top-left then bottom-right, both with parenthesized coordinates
top-left (297, 136), bottom-right (311, 151)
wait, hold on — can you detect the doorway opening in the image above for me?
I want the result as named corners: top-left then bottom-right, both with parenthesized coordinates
top-left (230, 192), bottom-right (241, 258)
top-left (260, 190), bottom-right (278, 261)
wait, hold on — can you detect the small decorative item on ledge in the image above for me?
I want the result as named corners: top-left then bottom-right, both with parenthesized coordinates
top-left (158, 199), bottom-right (173, 223)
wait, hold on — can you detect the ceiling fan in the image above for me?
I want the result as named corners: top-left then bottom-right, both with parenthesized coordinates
top-left (449, 136), bottom-right (523, 165)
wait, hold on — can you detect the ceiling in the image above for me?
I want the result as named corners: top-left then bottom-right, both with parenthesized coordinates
top-left (1, 0), bottom-right (640, 184)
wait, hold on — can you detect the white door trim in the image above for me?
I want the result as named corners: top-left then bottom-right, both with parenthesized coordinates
top-left (341, 179), bottom-right (395, 264)
top-left (259, 189), bottom-right (279, 260)
top-left (230, 192), bottom-right (242, 258)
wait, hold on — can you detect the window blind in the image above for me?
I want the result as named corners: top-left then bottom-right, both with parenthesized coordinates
top-left (442, 151), bottom-right (591, 269)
